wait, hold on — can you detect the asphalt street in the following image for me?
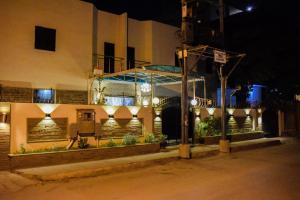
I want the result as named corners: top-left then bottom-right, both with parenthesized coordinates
top-left (1, 138), bottom-right (300, 200)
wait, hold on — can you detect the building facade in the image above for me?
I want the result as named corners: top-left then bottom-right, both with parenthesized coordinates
top-left (0, 0), bottom-right (180, 104)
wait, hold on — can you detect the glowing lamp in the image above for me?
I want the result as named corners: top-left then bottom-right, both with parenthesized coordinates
top-left (244, 109), bottom-right (251, 115)
top-left (141, 83), bottom-right (151, 93)
top-left (191, 99), bottom-right (197, 106)
top-left (142, 99), bottom-right (149, 107)
top-left (227, 108), bottom-right (235, 116)
top-left (206, 108), bottom-right (215, 116)
top-left (37, 104), bottom-right (59, 115)
top-left (152, 97), bottom-right (160, 105)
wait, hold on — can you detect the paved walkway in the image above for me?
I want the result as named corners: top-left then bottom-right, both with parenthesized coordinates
top-left (13, 137), bottom-right (281, 182)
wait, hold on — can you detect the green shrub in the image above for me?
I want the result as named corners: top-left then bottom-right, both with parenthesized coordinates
top-left (122, 134), bottom-right (137, 145)
top-left (106, 138), bottom-right (117, 147)
top-left (157, 134), bottom-right (168, 143)
top-left (20, 144), bottom-right (26, 154)
top-left (144, 133), bottom-right (156, 143)
top-left (196, 117), bottom-right (221, 137)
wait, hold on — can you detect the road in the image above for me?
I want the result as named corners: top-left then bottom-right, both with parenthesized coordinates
top-left (1, 138), bottom-right (300, 200)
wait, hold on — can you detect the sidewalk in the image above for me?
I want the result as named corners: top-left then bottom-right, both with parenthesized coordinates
top-left (13, 137), bottom-right (281, 182)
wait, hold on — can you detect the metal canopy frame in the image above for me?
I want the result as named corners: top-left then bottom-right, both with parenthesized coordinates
top-left (185, 44), bottom-right (246, 78)
top-left (102, 65), bottom-right (205, 85)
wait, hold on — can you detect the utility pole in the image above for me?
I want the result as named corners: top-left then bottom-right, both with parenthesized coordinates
top-left (179, 0), bottom-right (191, 158)
top-left (218, 0), bottom-right (230, 152)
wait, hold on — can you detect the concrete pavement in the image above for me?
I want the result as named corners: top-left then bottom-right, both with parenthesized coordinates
top-left (1, 137), bottom-right (299, 200)
top-left (14, 137), bottom-right (281, 181)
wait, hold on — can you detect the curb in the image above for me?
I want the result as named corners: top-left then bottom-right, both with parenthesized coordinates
top-left (230, 139), bottom-right (281, 152)
top-left (16, 139), bottom-right (281, 182)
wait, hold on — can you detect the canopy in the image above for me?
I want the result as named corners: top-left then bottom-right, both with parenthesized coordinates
top-left (103, 65), bottom-right (204, 85)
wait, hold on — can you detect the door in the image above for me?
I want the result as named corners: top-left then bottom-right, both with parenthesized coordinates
top-left (127, 47), bottom-right (135, 69)
top-left (104, 42), bottom-right (115, 73)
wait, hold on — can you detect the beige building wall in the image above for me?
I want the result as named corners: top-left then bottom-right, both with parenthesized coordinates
top-left (0, 0), bottom-right (180, 93)
top-left (152, 21), bottom-right (180, 65)
top-left (10, 103), bottom-right (153, 153)
top-left (128, 19), bottom-right (180, 66)
top-left (0, 0), bottom-right (93, 90)
top-left (97, 11), bottom-right (127, 72)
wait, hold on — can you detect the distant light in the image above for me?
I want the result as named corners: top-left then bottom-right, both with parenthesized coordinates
top-left (152, 97), bottom-right (160, 105)
top-left (141, 83), bottom-right (151, 93)
top-left (246, 6), bottom-right (253, 12)
top-left (142, 99), bottom-right (149, 107)
top-left (191, 99), bottom-right (197, 106)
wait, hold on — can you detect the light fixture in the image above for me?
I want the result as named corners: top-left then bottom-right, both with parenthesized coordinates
top-left (206, 108), bottom-right (215, 116)
top-left (257, 108), bottom-right (262, 114)
top-left (127, 106), bottom-right (140, 115)
top-left (246, 6), bottom-right (253, 12)
top-left (191, 99), bottom-right (197, 106)
top-left (141, 83), bottom-right (151, 93)
top-left (152, 97), bottom-right (160, 105)
top-left (244, 108), bottom-right (251, 115)
top-left (37, 104), bottom-right (59, 115)
top-left (142, 99), bottom-right (149, 107)
top-left (103, 106), bottom-right (118, 117)
top-left (45, 113), bottom-right (51, 119)
top-left (0, 113), bottom-right (8, 123)
top-left (227, 108), bottom-right (235, 116)
top-left (108, 114), bottom-right (114, 118)
top-left (155, 109), bottom-right (161, 116)
top-left (132, 114), bottom-right (138, 118)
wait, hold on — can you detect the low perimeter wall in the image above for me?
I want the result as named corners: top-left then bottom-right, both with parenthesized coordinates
top-left (9, 143), bottom-right (160, 170)
top-left (199, 132), bottom-right (265, 145)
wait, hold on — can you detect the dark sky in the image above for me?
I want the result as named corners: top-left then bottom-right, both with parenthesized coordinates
top-left (84, 0), bottom-right (258, 26)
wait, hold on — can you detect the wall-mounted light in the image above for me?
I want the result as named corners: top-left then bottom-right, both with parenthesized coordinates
top-left (127, 106), bottom-right (140, 115)
top-left (45, 113), bottom-right (51, 119)
top-left (194, 108), bottom-right (200, 117)
top-left (132, 114), bottom-right (138, 118)
top-left (0, 113), bottom-right (8, 123)
top-left (103, 106), bottom-right (118, 118)
top-left (244, 108), bottom-right (251, 116)
top-left (206, 108), bottom-right (215, 116)
top-left (227, 108), bottom-right (235, 116)
top-left (108, 114), bottom-right (114, 118)
top-left (37, 104), bottom-right (59, 115)
top-left (142, 99), bottom-right (149, 107)
top-left (257, 108), bottom-right (262, 114)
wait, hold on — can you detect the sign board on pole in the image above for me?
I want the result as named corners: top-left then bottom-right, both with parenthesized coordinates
top-left (214, 50), bottom-right (227, 64)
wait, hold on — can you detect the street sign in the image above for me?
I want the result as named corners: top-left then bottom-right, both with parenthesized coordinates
top-left (214, 50), bottom-right (227, 64)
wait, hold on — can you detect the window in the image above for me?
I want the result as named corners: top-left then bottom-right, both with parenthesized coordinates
top-left (104, 42), bottom-right (115, 73)
top-left (127, 47), bottom-right (135, 69)
top-left (35, 26), bottom-right (56, 51)
top-left (33, 89), bottom-right (55, 103)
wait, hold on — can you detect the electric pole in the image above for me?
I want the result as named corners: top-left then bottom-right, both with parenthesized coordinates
top-left (218, 0), bottom-right (230, 152)
top-left (179, 0), bottom-right (191, 158)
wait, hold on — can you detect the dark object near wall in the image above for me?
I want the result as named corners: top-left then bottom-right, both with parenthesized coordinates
top-left (35, 26), bottom-right (56, 51)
